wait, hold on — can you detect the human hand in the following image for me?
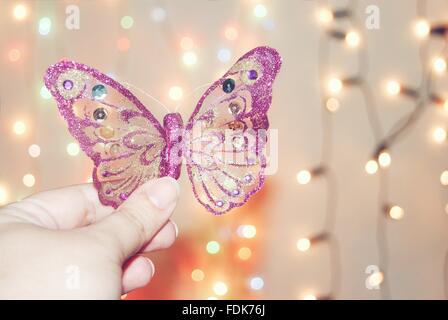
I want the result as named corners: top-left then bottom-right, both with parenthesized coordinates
top-left (0, 177), bottom-right (179, 299)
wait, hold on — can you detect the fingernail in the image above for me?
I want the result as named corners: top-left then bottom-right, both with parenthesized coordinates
top-left (146, 177), bottom-right (179, 210)
top-left (145, 257), bottom-right (155, 277)
top-left (170, 219), bottom-right (179, 238)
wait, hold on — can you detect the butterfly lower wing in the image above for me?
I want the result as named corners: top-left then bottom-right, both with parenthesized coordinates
top-left (185, 46), bottom-right (281, 214)
top-left (187, 128), bottom-right (267, 214)
top-left (45, 61), bottom-right (166, 208)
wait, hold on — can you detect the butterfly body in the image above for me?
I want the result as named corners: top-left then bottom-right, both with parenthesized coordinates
top-left (162, 112), bottom-right (184, 180)
top-left (45, 46), bottom-right (282, 215)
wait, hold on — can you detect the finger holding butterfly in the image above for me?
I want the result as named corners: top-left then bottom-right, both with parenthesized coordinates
top-left (0, 178), bottom-right (180, 298)
top-left (1, 182), bottom-right (179, 254)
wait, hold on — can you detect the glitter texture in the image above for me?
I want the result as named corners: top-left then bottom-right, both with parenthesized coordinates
top-left (185, 46), bottom-right (282, 214)
top-left (45, 59), bottom-right (166, 209)
top-left (44, 46), bottom-right (282, 215)
top-left (162, 112), bottom-right (184, 179)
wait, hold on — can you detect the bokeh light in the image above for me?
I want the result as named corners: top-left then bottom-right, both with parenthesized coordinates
top-left (327, 77), bottom-right (343, 94)
top-left (206, 241), bottom-right (220, 254)
top-left (317, 8), bottom-right (333, 25)
top-left (389, 205), bottom-right (404, 220)
top-left (191, 269), bottom-right (205, 282)
top-left (0, 185), bottom-right (8, 205)
top-left (8, 49), bottom-right (21, 63)
top-left (38, 17), bottom-right (52, 36)
top-left (121, 16), bottom-right (134, 29)
top-left (414, 19), bottom-right (430, 39)
top-left (237, 247), bottom-right (252, 260)
top-left (253, 4), bottom-right (267, 18)
top-left (180, 36), bottom-right (194, 50)
top-left (345, 31), bottom-right (361, 48)
top-left (217, 48), bottom-right (232, 63)
top-left (386, 80), bottom-right (401, 96)
top-left (365, 160), bottom-right (379, 175)
top-left (13, 4), bottom-right (28, 21)
top-left (13, 121), bottom-right (26, 135)
top-left (237, 225), bottom-right (257, 238)
top-left (213, 281), bottom-right (228, 296)
top-left (433, 57), bottom-right (447, 74)
top-left (28, 144), bottom-right (41, 158)
top-left (378, 151), bottom-right (391, 168)
top-left (168, 86), bottom-right (183, 101)
top-left (440, 170), bottom-right (448, 186)
top-left (249, 276), bottom-right (264, 290)
top-left (117, 37), bottom-right (131, 51)
top-left (151, 7), bottom-right (167, 23)
top-left (296, 238), bottom-right (311, 252)
top-left (40, 86), bottom-right (51, 99)
top-left (326, 97), bottom-right (340, 113)
top-left (66, 142), bottom-right (80, 156)
top-left (432, 127), bottom-right (447, 143)
top-left (296, 170), bottom-right (311, 185)
top-left (182, 51), bottom-right (198, 66)
top-left (367, 271), bottom-right (384, 287)
top-left (224, 26), bottom-right (238, 41)
top-left (443, 100), bottom-right (448, 113)
top-left (22, 174), bottom-right (36, 188)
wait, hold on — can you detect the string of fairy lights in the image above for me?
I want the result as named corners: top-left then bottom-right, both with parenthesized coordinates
top-left (296, 0), bottom-right (448, 299)
top-left (296, 0), bottom-right (372, 300)
top-left (377, 0), bottom-right (448, 298)
top-left (406, 1), bottom-right (448, 300)
top-left (0, 1), bottom-right (274, 300)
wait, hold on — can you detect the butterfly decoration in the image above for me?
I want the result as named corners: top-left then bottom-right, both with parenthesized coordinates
top-left (44, 46), bottom-right (282, 215)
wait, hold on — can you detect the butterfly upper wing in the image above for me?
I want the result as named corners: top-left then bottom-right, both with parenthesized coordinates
top-left (44, 61), bottom-right (166, 208)
top-left (185, 46), bottom-right (282, 214)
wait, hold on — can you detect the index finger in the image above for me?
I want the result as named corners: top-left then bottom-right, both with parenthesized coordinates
top-left (1, 183), bottom-right (114, 229)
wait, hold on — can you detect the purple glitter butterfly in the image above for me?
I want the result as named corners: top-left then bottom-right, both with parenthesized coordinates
top-left (44, 46), bottom-right (282, 215)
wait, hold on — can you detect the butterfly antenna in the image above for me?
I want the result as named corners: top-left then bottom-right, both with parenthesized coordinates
top-left (174, 82), bottom-right (214, 112)
top-left (122, 81), bottom-right (172, 114)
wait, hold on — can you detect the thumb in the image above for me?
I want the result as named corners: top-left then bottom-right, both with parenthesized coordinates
top-left (85, 177), bottom-right (179, 262)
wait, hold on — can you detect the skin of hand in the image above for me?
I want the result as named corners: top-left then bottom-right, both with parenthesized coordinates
top-left (0, 177), bottom-right (180, 299)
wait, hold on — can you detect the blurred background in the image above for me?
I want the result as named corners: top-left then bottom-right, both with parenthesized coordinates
top-left (0, 0), bottom-right (448, 299)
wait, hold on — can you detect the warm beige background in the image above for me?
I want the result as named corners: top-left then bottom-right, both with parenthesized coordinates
top-left (0, 0), bottom-right (447, 299)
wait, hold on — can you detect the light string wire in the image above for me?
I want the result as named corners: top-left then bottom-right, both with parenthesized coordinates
top-left (313, 0), bottom-right (383, 300)
top-left (350, 3), bottom-right (390, 298)
top-left (317, 23), bottom-right (341, 301)
top-left (312, 0), bottom-right (407, 299)
top-left (371, 0), bottom-right (432, 299)
top-left (312, 0), bottom-right (447, 299)
top-left (405, 0), bottom-right (448, 301)
top-left (345, 0), bottom-right (390, 299)
top-left (372, 0), bottom-right (448, 299)
top-left (311, 0), bottom-right (386, 299)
